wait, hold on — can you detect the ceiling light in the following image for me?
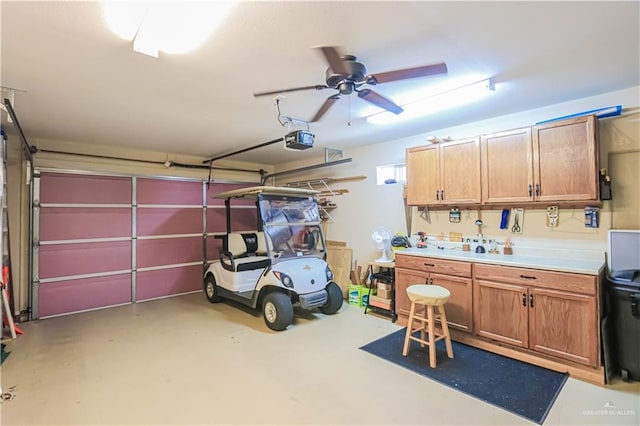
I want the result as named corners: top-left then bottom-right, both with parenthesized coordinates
top-left (102, 1), bottom-right (236, 57)
top-left (366, 78), bottom-right (496, 126)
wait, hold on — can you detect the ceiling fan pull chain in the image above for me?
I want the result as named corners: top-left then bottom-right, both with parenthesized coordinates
top-left (348, 95), bottom-right (351, 126)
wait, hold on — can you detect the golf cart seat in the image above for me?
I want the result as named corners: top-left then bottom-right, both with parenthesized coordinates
top-left (220, 232), bottom-right (271, 272)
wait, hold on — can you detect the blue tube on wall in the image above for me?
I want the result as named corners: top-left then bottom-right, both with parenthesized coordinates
top-left (535, 105), bottom-right (622, 125)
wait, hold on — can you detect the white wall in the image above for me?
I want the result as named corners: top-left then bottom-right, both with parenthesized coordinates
top-left (276, 86), bottom-right (640, 269)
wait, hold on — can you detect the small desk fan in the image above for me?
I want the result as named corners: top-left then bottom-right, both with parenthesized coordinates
top-left (371, 227), bottom-right (394, 263)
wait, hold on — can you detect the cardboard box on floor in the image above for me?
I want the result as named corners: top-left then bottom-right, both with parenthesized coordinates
top-left (326, 240), bottom-right (352, 299)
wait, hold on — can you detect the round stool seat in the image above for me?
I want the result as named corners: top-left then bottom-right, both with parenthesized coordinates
top-left (407, 284), bottom-right (450, 305)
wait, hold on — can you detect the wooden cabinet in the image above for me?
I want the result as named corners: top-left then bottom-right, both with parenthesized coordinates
top-left (481, 127), bottom-right (534, 203)
top-left (481, 116), bottom-right (599, 205)
top-left (395, 254), bottom-right (473, 333)
top-left (473, 263), bottom-right (599, 367)
top-left (406, 145), bottom-right (439, 205)
top-left (406, 137), bottom-right (481, 206)
top-left (532, 115), bottom-right (599, 202)
top-left (474, 279), bottom-right (529, 347)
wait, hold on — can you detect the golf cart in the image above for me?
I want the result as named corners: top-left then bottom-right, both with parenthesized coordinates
top-left (203, 186), bottom-right (343, 331)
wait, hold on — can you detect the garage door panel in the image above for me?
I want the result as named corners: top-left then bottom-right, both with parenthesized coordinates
top-left (138, 178), bottom-right (202, 205)
top-left (38, 274), bottom-right (131, 318)
top-left (136, 265), bottom-right (202, 300)
top-left (206, 183), bottom-right (255, 206)
top-left (206, 237), bottom-right (223, 262)
top-left (229, 208), bottom-right (258, 231)
top-left (137, 208), bottom-right (202, 236)
top-left (40, 207), bottom-right (131, 240)
top-left (40, 173), bottom-right (131, 204)
top-left (137, 237), bottom-right (202, 268)
top-left (206, 208), bottom-right (226, 232)
top-left (39, 241), bottom-right (131, 279)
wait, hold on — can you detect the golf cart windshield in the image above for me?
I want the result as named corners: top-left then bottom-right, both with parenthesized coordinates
top-left (259, 194), bottom-right (325, 262)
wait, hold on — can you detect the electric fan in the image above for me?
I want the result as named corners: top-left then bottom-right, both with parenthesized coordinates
top-left (371, 227), bottom-right (394, 263)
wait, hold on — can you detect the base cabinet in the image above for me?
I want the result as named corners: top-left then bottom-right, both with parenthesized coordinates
top-left (529, 288), bottom-right (597, 366)
top-left (474, 280), bottom-right (528, 347)
top-left (474, 264), bottom-right (599, 367)
top-left (395, 255), bottom-right (473, 333)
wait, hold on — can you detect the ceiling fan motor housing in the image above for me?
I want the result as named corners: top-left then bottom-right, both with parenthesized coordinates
top-left (325, 56), bottom-right (367, 89)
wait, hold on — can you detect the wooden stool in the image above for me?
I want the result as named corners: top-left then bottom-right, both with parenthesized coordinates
top-left (402, 284), bottom-right (454, 368)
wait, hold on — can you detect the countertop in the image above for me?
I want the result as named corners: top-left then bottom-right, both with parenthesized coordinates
top-left (395, 247), bottom-right (605, 275)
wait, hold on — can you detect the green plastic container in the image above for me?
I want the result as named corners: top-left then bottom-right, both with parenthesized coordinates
top-left (348, 284), bottom-right (361, 306)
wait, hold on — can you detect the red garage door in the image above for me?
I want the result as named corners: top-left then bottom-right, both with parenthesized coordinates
top-left (36, 172), bottom-right (133, 318)
top-left (34, 171), bottom-right (256, 318)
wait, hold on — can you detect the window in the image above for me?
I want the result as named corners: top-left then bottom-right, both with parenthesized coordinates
top-left (376, 163), bottom-right (406, 185)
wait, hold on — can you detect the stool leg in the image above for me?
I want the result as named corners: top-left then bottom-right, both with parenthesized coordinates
top-left (402, 301), bottom-right (416, 356)
top-left (419, 305), bottom-right (426, 348)
top-left (439, 305), bottom-right (454, 359)
top-left (427, 305), bottom-right (436, 368)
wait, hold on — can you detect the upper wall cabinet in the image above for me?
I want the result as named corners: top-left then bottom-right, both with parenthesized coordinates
top-left (532, 115), bottom-right (599, 202)
top-left (406, 137), bottom-right (481, 206)
top-left (481, 127), bottom-right (534, 203)
top-left (481, 115), bottom-right (599, 204)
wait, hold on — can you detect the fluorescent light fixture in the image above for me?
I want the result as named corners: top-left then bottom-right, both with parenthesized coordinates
top-left (366, 78), bottom-right (496, 126)
top-left (102, 1), bottom-right (236, 57)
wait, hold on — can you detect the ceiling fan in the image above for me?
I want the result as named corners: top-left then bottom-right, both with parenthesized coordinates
top-left (253, 46), bottom-right (448, 122)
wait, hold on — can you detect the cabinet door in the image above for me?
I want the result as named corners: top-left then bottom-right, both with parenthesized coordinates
top-left (481, 128), bottom-right (534, 203)
top-left (474, 279), bottom-right (529, 347)
top-left (431, 273), bottom-right (473, 333)
top-left (395, 268), bottom-right (429, 317)
top-left (406, 145), bottom-right (440, 205)
top-left (440, 137), bottom-right (481, 204)
top-left (529, 288), bottom-right (598, 367)
top-left (532, 115), bottom-right (598, 201)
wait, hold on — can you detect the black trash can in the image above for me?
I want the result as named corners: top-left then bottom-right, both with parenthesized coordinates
top-left (607, 269), bottom-right (640, 381)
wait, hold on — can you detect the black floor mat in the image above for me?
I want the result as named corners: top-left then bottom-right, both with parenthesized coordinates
top-left (360, 328), bottom-right (568, 425)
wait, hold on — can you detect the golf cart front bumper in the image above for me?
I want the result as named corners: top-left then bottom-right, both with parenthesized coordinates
top-left (298, 289), bottom-right (328, 310)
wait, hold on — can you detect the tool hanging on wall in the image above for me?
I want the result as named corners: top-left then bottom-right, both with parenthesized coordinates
top-left (510, 208), bottom-right (524, 234)
top-left (546, 206), bottom-right (559, 227)
top-left (449, 208), bottom-right (461, 223)
top-left (500, 209), bottom-right (510, 230)
top-left (584, 206), bottom-right (600, 228)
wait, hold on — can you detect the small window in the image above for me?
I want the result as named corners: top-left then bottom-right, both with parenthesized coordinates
top-left (376, 163), bottom-right (406, 185)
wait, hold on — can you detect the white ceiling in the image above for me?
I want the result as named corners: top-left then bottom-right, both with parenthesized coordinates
top-left (2, 1), bottom-right (639, 165)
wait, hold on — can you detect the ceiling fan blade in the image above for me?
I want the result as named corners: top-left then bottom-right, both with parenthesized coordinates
top-left (310, 94), bottom-right (340, 122)
top-left (316, 46), bottom-right (350, 75)
top-left (358, 89), bottom-right (403, 114)
top-left (253, 85), bottom-right (328, 97)
top-left (368, 62), bottom-right (448, 84)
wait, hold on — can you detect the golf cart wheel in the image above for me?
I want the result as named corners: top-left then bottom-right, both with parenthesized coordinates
top-left (320, 281), bottom-right (343, 315)
top-left (262, 292), bottom-right (293, 331)
top-left (204, 274), bottom-right (222, 303)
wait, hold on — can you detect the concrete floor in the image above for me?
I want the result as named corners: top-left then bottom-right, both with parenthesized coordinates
top-left (1, 292), bottom-right (638, 425)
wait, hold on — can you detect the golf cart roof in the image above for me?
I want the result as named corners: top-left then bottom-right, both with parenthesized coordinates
top-left (214, 185), bottom-right (319, 200)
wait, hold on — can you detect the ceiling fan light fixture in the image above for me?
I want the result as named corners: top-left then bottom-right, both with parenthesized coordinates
top-left (102, 1), bottom-right (236, 57)
top-left (366, 78), bottom-right (496, 126)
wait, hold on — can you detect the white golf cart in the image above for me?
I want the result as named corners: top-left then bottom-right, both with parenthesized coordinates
top-left (203, 186), bottom-right (343, 331)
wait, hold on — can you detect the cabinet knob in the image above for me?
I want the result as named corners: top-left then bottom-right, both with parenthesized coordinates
top-left (529, 294), bottom-right (534, 308)
top-left (522, 293), bottom-right (527, 306)
top-left (519, 274), bottom-right (537, 280)
top-left (441, 189), bottom-right (445, 200)
top-left (535, 183), bottom-right (540, 196)
top-left (528, 184), bottom-right (533, 197)
top-left (436, 190), bottom-right (441, 200)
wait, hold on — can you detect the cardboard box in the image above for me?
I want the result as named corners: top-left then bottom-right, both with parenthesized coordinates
top-left (369, 295), bottom-right (392, 310)
top-left (377, 282), bottom-right (391, 292)
top-left (377, 288), bottom-right (392, 299)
